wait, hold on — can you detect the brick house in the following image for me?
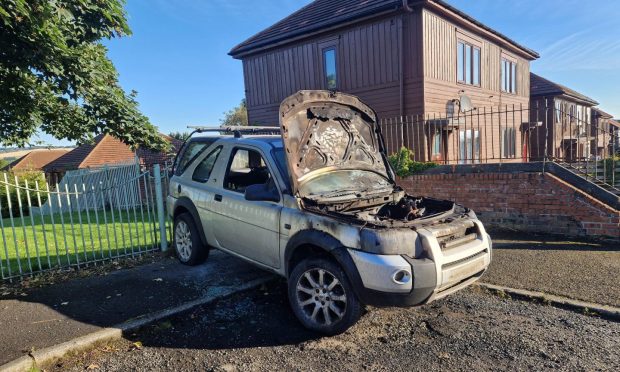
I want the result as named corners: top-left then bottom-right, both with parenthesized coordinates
top-left (591, 109), bottom-right (620, 158)
top-left (229, 0), bottom-right (539, 163)
top-left (1, 149), bottom-right (70, 173)
top-left (43, 134), bottom-right (181, 184)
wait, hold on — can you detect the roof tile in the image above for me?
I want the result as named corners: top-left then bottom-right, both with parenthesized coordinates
top-left (530, 73), bottom-right (598, 106)
top-left (2, 149), bottom-right (70, 172)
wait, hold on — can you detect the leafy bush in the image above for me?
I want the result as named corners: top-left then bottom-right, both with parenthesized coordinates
top-left (388, 147), bottom-right (438, 178)
top-left (0, 170), bottom-right (48, 219)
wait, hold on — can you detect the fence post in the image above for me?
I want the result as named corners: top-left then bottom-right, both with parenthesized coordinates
top-left (153, 164), bottom-right (168, 252)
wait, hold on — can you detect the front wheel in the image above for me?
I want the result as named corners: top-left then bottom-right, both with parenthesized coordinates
top-left (173, 213), bottom-right (208, 266)
top-left (288, 257), bottom-right (363, 335)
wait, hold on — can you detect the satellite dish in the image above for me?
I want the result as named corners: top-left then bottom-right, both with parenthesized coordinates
top-left (459, 94), bottom-right (473, 113)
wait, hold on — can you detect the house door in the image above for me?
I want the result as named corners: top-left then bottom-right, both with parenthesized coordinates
top-left (522, 132), bottom-right (529, 162)
top-left (430, 128), bottom-right (446, 163)
top-left (563, 141), bottom-right (577, 163)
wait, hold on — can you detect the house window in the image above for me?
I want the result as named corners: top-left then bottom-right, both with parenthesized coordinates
top-left (501, 128), bottom-right (516, 158)
top-left (459, 129), bottom-right (480, 164)
top-left (323, 48), bottom-right (337, 90)
top-left (457, 41), bottom-right (480, 86)
top-left (501, 58), bottom-right (517, 94)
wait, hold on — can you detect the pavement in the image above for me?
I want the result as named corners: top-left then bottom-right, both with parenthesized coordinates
top-left (0, 251), bottom-right (272, 366)
top-left (483, 229), bottom-right (620, 307)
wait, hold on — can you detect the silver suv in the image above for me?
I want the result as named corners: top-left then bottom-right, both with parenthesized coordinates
top-left (168, 91), bottom-right (492, 335)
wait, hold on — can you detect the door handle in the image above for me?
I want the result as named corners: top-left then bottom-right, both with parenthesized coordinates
top-left (214, 194), bottom-right (223, 202)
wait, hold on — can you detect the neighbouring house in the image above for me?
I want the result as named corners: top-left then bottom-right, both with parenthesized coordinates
top-left (613, 119), bottom-right (620, 154)
top-left (529, 73), bottom-right (600, 162)
top-left (229, 0), bottom-right (539, 163)
top-left (591, 108), bottom-right (619, 159)
top-left (43, 134), bottom-right (182, 184)
top-left (1, 148), bottom-right (71, 174)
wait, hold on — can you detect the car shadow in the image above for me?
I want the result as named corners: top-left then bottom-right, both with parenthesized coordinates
top-left (122, 280), bottom-right (324, 350)
top-left (0, 252), bottom-right (279, 365)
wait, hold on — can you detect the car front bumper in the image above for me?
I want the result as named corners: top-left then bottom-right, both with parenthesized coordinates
top-left (344, 221), bottom-right (492, 307)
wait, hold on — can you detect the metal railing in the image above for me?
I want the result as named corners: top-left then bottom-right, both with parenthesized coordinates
top-left (379, 100), bottom-right (619, 192)
top-left (0, 163), bottom-right (171, 281)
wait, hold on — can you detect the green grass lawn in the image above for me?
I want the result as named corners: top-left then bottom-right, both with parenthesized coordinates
top-left (0, 208), bottom-right (171, 279)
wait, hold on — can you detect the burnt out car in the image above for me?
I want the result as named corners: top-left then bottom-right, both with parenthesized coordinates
top-left (168, 91), bottom-right (492, 335)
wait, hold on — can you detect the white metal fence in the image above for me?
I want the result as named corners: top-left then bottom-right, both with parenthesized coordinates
top-left (0, 163), bottom-right (170, 281)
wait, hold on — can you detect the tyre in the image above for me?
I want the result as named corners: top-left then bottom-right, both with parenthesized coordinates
top-left (288, 257), bottom-right (363, 335)
top-left (173, 213), bottom-right (208, 266)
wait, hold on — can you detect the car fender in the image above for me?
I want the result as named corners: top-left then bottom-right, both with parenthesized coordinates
top-left (284, 229), bottom-right (366, 299)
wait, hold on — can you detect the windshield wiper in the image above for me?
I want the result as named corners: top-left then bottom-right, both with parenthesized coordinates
top-left (314, 186), bottom-right (392, 199)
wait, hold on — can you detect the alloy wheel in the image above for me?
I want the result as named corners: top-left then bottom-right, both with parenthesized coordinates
top-left (295, 268), bottom-right (347, 326)
top-left (175, 220), bottom-right (193, 261)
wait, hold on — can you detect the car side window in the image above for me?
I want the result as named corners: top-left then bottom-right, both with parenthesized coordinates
top-left (224, 148), bottom-right (274, 193)
top-left (174, 139), bottom-right (217, 176)
top-left (192, 147), bottom-right (222, 183)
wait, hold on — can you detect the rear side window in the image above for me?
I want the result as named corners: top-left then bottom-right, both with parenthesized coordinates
top-left (174, 139), bottom-right (216, 176)
top-left (192, 147), bottom-right (222, 183)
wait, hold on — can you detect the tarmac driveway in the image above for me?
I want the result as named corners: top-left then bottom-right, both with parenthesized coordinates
top-left (483, 229), bottom-right (620, 307)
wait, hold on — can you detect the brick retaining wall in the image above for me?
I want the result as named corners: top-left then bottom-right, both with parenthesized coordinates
top-left (399, 169), bottom-right (620, 240)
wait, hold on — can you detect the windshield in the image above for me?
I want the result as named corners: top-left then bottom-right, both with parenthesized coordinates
top-left (272, 147), bottom-right (291, 190)
top-left (299, 170), bottom-right (392, 198)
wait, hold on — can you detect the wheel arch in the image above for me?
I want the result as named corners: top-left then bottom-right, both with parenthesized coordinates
top-left (284, 230), bottom-right (365, 298)
top-left (173, 197), bottom-right (208, 246)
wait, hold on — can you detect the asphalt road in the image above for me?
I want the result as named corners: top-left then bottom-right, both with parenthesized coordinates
top-left (49, 280), bottom-right (620, 372)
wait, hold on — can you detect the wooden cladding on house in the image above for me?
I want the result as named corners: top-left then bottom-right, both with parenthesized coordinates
top-left (241, 7), bottom-right (534, 125)
top-left (423, 11), bottom-right (456, 83)
top-left (242, 17), bottom-right (403, 110)
top-left (422, 9), bottom-right (529, 97)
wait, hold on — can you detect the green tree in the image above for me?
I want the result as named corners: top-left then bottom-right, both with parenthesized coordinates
top-left (168, 131), bottom-right (191, 141)
top-left (220, 99), bottom-right (248, 127)
top-left (0, 0), bottom-right (167, 151)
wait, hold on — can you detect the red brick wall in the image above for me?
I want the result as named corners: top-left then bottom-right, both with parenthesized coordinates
top-left (399, 172), bottom-right (620, 240)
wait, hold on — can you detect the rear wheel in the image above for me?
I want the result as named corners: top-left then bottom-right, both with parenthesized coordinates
top-left (173, 213), bottom-right (208, 266)
top-left (288, 257), bottom-right (362, 335)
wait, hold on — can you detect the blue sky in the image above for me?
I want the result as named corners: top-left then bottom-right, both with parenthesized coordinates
top-left (43, 0), bottom-right (620, 145)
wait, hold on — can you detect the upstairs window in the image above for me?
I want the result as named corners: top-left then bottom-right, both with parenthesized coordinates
top-left (323, 48), bottom-right (337, 90)
top-left (457, 41), bottom-right (480, 86)
top-left (501, 58), bottom-right (517, 94)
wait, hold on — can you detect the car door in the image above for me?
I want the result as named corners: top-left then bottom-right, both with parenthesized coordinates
top-left (209, 146), bottom-right (282, 269)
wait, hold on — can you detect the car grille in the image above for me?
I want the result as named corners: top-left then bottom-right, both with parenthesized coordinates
top-left (434, 220), bottom-right (479, 251)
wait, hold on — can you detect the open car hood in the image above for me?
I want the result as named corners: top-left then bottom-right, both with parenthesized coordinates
top-left (279, 91), bottom-right (394, 198)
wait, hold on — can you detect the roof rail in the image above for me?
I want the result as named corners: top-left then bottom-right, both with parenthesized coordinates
top-left (187, 125), bottom-right (281, 138)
